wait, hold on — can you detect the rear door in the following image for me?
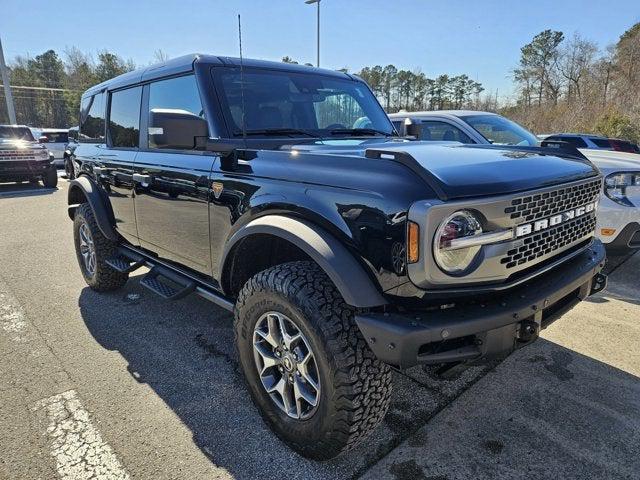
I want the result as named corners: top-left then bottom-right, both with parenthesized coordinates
top-left (133, 74), bottom-right (214, 275)
top-left (76, 91), bottom-right (136, 244)
top-left (95, 86), bottom-right (143, 245)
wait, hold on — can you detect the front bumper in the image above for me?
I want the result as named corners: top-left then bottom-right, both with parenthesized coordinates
top-left (356, 240), bottom-right (606, 369)
top-left (0, 160), bottom-right (53, 179)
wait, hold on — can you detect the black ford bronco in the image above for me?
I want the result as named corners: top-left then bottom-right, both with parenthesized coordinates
top-left (68, 54), bottom-right (607, 459)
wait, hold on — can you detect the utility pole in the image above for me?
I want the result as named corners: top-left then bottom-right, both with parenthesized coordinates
top-left (0, 36), bottom-right (16, 124)
top-left (305, 0), bottom-right (321, 67)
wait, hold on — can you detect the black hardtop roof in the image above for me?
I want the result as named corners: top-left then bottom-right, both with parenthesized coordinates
top-left (82, 53), bottom-right (355, 98)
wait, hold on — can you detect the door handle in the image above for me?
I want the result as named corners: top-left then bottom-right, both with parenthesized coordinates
top-left (132, 173), bottom-right (152, 186)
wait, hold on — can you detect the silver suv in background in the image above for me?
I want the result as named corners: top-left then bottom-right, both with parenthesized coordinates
top-left (389, 110), bottom-right (539, 146)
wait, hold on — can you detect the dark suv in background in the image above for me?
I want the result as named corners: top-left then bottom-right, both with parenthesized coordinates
top-left (0, 125), bottom-right (58, 188)
top-left (68, 54), bottom-right (607, 459)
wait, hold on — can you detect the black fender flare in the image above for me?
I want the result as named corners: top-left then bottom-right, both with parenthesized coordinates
top-left (221, 215), bottom-right (388, 308)
top-left (67, 176), bottom-right (119, 242)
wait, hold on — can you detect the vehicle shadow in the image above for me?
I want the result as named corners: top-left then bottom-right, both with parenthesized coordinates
top-left (0, 182), bottom-right (57, 198)
top-left (77, 265), bottom-right (640, 479)
top-left (77, 278), bottom-right (492, 480)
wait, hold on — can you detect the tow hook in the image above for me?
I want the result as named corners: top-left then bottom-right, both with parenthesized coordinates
top-left (590, 273), bottom-right (607, 295)
top-left (518, 320), bottom-right (540, 344)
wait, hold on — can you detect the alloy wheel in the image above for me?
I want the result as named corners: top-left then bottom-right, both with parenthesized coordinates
top-left (252, 311), bottom-right (321, 420)
top-left (78, 223), bottom-right (96, 276)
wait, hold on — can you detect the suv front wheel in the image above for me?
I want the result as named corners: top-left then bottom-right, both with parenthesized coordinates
top-left (234, 261), bottom-right (392, 460)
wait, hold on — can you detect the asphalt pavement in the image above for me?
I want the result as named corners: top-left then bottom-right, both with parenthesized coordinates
top-left (0, 176), bottom-right (638, 480)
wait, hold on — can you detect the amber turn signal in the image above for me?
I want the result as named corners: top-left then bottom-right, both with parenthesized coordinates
top-left (407, 221), bottom-right (420, 264)
top-left (600, 228), bottom-right (616, 237)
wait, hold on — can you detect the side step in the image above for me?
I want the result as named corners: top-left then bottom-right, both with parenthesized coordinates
top-left (139, 266), bottom-right (196, 301)
top-left (106, 249), bottom-right (146, 274)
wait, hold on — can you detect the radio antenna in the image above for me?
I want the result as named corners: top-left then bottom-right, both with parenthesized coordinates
top-left (238, 14), bottom-right (247, 148)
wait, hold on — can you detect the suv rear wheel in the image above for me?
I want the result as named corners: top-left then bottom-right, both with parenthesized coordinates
top-left (73, 203), bottom-right (128, 291)
top-left (234, 261), bottom-right (392, 460)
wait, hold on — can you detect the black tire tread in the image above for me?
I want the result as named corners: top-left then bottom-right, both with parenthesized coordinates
top-left (235, 261), bottom-right (392, 459)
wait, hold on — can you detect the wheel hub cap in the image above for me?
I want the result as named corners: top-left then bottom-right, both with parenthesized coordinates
top-left (252, 311), bottom-right (321, 420)
top-left (78, 223), bottom-right (96, 276)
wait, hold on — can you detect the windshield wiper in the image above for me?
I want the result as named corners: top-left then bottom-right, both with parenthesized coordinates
top-left (329, 128), bottom-right (393, 137)
top-left (234, 128), bottom-right (318, 138)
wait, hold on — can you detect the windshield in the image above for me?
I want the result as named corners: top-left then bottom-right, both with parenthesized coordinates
top-left (0, 126), bottom-right (35, 141)
top-left (43, 132), bottom-right (69, 143)
top-left (460, 115), bottom-right (539, 146)
top-left (213, 67), bottom-right (394, 138)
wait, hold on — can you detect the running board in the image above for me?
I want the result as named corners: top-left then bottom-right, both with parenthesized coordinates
top-left (140, 266), bottom-right (196, 300)
top-left (106, 249), bottom-right (146, 274)
top-left (114, 245), bottom-right (235, 311)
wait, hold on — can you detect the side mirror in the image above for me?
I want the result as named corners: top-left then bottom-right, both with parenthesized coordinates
top-left (149, 108), bottom-right (208, 150)
top-left (38, 136), bottom-right (49, 143)
top-left (207, 138), bottom-right (239, 171)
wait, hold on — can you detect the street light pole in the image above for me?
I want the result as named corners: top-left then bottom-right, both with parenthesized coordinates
top-left (305, 0), bottom-right (320, 67)
top-left (0, 35), bottom-right (17, 124)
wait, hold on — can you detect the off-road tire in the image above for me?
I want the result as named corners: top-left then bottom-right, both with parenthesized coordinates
top-left (234, 261), bottom-right (392, 460)
top-left (65, 158), bottom-right (75, 180)
top-left (73, 203), bottom-right (128, 291)
top-left (42, 167), bottom-right (58, 188)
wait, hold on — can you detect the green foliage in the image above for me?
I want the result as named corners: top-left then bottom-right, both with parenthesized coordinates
top-left (0, 48), bottom-right (135, 128)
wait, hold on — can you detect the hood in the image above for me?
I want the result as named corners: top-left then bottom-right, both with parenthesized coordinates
top-left (579, 148), bottom-right (640, 174)
top-left (289, 140), bottom-right (599, 200)
top-left (0, 138), bottom-right (42, 150)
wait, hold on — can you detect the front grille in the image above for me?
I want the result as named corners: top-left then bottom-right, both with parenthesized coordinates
top-left (501, 214), bottom-right (596, 269)
top-left (505, 178), bottom-right (601, 222)
top-left (0, 150), bottom-right (39, 161)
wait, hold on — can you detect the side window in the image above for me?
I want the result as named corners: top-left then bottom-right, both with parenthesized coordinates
top-left (108, 86), bottom-right (142, 148)
top-left (79, 93), bottom-right (105, 143)
top-left (421, 121), bottom-right (473, 143)
top-left (148, 75), bottom-right (208, 151)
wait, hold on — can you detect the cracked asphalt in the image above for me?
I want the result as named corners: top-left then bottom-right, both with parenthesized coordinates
top-left (0, 176), bottom-right (638, 479)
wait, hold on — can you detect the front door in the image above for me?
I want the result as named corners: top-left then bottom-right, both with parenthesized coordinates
top-left (133, 74), bottom-right (214, 275)
top-left (133, 152), bottom-right (214, 274)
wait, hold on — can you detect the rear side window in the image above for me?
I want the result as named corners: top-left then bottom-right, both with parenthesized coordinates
top-left (80, 93), bottom-right (105, 143)
top-left (590, 138), bottom-right (612, 148)
top-left (147, 75), bottom-right (208, 151)
top-left (548, 136), bottom-right (587, 148)
top-left (421, 121), bottom-right (472, 143)
top-left (108, 87), bottom-right (142, 148)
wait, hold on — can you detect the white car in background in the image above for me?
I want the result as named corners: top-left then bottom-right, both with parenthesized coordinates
top-left (389, 110), bottom-right (640, 252)
top-left (29, 128), bottom-right (69, 167)
top-left (579, 149), bottom-right (640, 251)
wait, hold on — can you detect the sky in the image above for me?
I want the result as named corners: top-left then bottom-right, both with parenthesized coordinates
top-left (1, 0), bottom-right (638, 100)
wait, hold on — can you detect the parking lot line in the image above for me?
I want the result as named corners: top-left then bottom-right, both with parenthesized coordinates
top-left (34, 390), bottom-right (130, 480)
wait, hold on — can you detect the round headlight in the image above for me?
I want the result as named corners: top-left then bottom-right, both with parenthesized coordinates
top-left (604, 172), bottom-right (640, 207)
top-left (434, 210), bottom-right (483, 274)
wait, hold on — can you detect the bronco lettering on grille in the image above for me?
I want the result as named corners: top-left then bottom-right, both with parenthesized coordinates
top-left (515, 201), bottom-right (597, 238)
